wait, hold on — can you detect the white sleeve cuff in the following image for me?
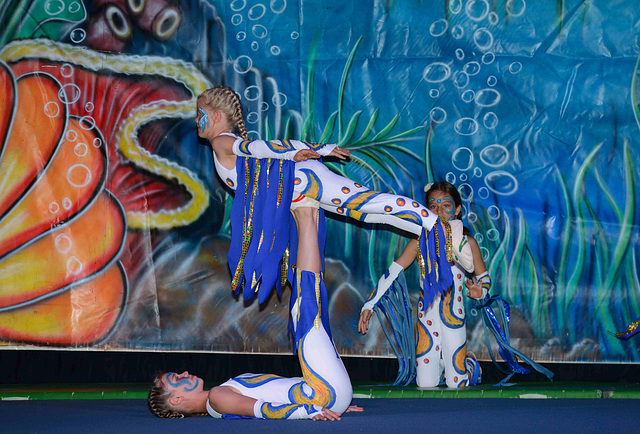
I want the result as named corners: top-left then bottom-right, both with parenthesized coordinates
top-left (316, 143), bottom-right (337, 156)
top-left (361, 261), bottom-right (404, 312)
top-left (474, 271), bottom-right (491, 300)
top-left (206, 399), bottom-right (223, 418)
top-left (253, 399), bottom-right (265, 418)
top-left (306, 405), bottom-right (324, 419)
top-left (448, 220), bottom-right (474, 273)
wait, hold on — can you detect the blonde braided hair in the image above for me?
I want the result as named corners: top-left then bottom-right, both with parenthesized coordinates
top-left (148, 373), bottom-right (210, 418)
top-left (148, 373), bottom-right (186, 419)
top-left (197, 86), bottom-right (249, 140)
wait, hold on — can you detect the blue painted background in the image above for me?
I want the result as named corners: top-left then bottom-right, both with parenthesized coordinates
top-left (0, 0), bottom-right (638, 363)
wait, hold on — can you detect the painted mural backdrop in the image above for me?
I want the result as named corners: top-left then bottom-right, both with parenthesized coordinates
top-left (0, 0), bottom-right (638, 363)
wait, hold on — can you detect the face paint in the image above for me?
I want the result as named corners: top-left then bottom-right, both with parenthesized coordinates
top-left (428, 194), bottom-right (456, 221)
top-left (165, 372), bottom-right (199, 392)
top-left (441, 196), bottom-right (455, 217)
top-left (197, 108), bottom-right (209, 132)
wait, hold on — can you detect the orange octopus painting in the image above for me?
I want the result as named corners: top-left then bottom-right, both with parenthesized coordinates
top-left (0, 39), bottom-right (211, 346)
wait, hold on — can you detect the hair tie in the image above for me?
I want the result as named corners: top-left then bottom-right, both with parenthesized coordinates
top-left (423, 182), bottom-right (433, 192)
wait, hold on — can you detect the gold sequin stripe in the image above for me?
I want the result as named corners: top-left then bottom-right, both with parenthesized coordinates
top-left (314, 272), bottom-right (322, 331)
top-left (433, 222), bottom-right (440, 258)
top-left (433, 223), bottom-right (440, 282)
top-left (441, 220), bottom-right (453, 262)
top-left (417, 236), bottom-right (426, 281)
top-left (281, 246), bottom-right (290, 286)
top-left (269, 160), bottom-right (283, 252)
top-left (257, 232), bottom-right (265, 251)
top-left (231, 159), bottom-right (250, 290)
top-left (276, 160), bottom-right (284, 207)
top-left (266, 158), bottom-right (271, 189)
top-left (278, 161), bottom-right (290, 286)
top-left (231, 159), bottom-right (261, 291)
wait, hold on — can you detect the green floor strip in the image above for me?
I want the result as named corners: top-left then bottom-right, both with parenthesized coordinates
top-left (352, 382), bottom-right (640, 399)
top-left (2, 382), bottom-right (640, 400)
top-left (0, 383), bottom-right (150, 400)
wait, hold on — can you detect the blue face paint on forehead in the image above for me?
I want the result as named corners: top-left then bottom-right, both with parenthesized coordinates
top-left (428, 195), bottom-right (456, 220)
top-left (165, 372), bottom-right (199, 392)
top-left (428, 196), bottom-right (454, 205)
top-left (197, 108), bottom-right (209, 131)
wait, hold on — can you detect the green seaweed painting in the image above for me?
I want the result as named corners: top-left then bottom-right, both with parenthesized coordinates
top-left (452, 140), bottom-right (638, 361)
top-left (254, 36), bottom-right (428, 283)
top-left (0, 0), bottom-right (86, 45)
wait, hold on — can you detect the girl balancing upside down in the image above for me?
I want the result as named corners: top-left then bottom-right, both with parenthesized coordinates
top-left (148, 206), bottom-right (363, 420)
top-left (196, 86), bottom-right (452, 303)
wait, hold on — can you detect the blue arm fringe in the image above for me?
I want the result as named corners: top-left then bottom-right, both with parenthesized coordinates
top-left (471, 295), bottom-right (554, 386)
top-left (372, 272), bottom-right (416, 386)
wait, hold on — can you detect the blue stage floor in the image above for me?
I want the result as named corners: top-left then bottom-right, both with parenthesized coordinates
top-left (2, 396), bottom-right (639, 434)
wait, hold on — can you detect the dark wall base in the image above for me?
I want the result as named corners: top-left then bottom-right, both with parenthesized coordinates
top-left (1, 350), bottom-right (639, 385)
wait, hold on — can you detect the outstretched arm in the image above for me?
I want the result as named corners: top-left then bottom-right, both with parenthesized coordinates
top-left (293, 145), bottom-right (351, 162)
top-left (358, 239), bottom-right (418, 334)
top-left (233, 137), bottom-right (347, 161)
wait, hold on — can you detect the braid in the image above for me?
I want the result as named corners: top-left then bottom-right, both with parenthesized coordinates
top-left (148, 373), bottom-right (210, 418)
top-left (148, 374), bottom-right (186, 419)
top-left (231, 93), bottom-right (249, 140)
top-left (198, 86), bottom-right (249, 140)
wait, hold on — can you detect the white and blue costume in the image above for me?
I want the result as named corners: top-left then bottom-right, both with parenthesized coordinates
top-left (415, 222), bottom-right (474, 387)
top-left (206, 269), bottom-right (352, 420)
top-left (219, 133), bottom-right (451, 305)
top-left (216, 133), bottom-right (438, 236)
top-left (363, 219), bottom-right (481, 388)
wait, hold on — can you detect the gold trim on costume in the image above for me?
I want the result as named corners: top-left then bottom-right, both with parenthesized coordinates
top-left (442, 220), bottom-right (453, 262)
top-left (231, 159), bottom-right (261, 291)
